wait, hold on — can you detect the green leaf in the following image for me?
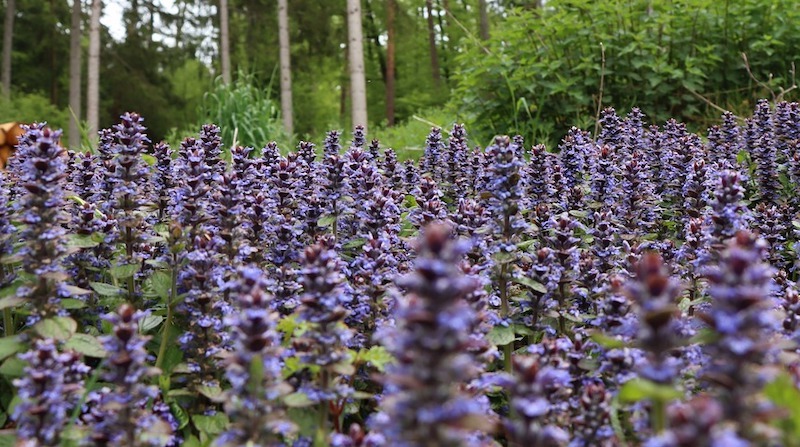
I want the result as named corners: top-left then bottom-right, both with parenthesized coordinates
top-left (332, 361), bottom-right (356, 376)
top-left (140, 314), bottom-right (164, 333)
top-left (487, 325), bottom-right (516, 346)
top-left (61, 298), bottom-right (87, 310)
top-left (764, 372), bottom-right (800, 437)
top-left (62, 285), bottom-right (92, 297)
top-left (149, 271), bottom-right (172, 301)
top-left (284, 392), bottom-right (315, 408)
top-left (193, 413), bottom-right (229, 436)
top-left (618, 378), bottom-right (683, 403)
top-left (317, 215), bottom-right (336, 227)
top-left (361, 346), bottom-right (394, 371)
top-left (67, 234), bottom-right (100, 249)
top-left (90, 282), bottom-right (124, 297)
top-left (0, 336), bottom-right (24, 361)
top-left (34, 317), bottom-right (78, 341)
top-left (0, 295), bottom-right (24, 310)
top-left (170, 402), bottom-right (190, 430)
top-left (0, 357), bottom-right (24, 377)
top-left (590, 332), bottom-right (628, 349)
top-left (513, 276), bottom-right (548, 294)
top-left (109, 264), bottom-right (141, 280)
top-left (198, 384), bottom-right (224, 402)
top-left (0, 433), bottom-right (15, 447)
top-left (343, 238), bottom-right (365, 250)
top-left (64, 333), bottom-right (106, 358)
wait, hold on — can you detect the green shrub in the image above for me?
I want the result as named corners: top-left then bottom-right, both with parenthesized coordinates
top-left (451, 0), bottom-right (800, 147)
top-left (168, 71), bottom-right (292, 156)
top-left (0, 92), bottom-right (71, 141)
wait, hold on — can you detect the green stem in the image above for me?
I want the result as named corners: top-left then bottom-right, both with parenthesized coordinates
top-left (652, 397), bottom-right (666, 434)
top-left (155, 265), bottom-right (178, 371)
top-left (318, 367), bottom-right (331, 432)
top-left (0, 268), bottom-right (11, 336)
top-left (499, 263), bottom-right (513, 373)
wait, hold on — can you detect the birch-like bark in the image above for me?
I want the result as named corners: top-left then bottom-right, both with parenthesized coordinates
top-left (346, 0), bottom-right (368, 130)
top-left (277, 0), bottom-right (293, 134)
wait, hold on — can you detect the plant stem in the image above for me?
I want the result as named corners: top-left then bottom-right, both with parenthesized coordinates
top-left (0, 268), bottom-right (11, 336)
top-left (155, 265), bottom-right (178, 371)
top-left (652, 397), bottom-right (666, 434)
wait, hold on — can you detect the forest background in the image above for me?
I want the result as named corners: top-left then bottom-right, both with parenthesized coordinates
top-left (1, 0), bottom-right (799, 157)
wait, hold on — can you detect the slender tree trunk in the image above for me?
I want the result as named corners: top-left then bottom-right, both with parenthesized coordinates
top-left (277, 0), bottom-right (293, 134)
top-left (386, 0), bottom-right (396, 126)
top-left (87, 0), bottom-right (101, 140)
top-left (2, 0), bottom-right (16, 98)
top-left (425, 0), bottom-right (441, 87)
top-left (219, 0), bottom-right (231, 83)
top-left (68, 0), bottom-right (83, 149)
top-left (346, 0), bottom-right (368, 130)
top-left (478, 0), bottom-right (489, 40)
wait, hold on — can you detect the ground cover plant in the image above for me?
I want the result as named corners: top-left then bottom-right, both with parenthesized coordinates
top-left (2, 100), bottom-right (800, 446)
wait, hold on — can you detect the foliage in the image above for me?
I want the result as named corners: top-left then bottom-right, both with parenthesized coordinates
top-left (452, 0), bottom-right (800, 147)
top-left (170, 71), bottom-right (293, 156)
top-left (0, 92), bottom-right (70, 139)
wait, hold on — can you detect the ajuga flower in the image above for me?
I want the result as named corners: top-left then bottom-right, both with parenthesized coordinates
top-left (625, 253), bottom-right (684, 432)
top-left (774, 101), bottom-right (800, 163)
top-left (0, 171), bottom-right (15, 285)
top-left (409, 176), bottom-right (448, 229)
top-left (14, 124), bottom-right (70, 321)
top-left (699, 230), bottom-right (780, 441)
top-left (152, 142), bottom-right (174, 221)
top-left (745, 100), bottom-right (780, 203)
top-left (178, 233), bottom-right (229, 388)
top-left (352, 124), bottom-right (367, 150)
top-left (381, 148), bottom-right (405, 192)
top-left (403, 160), bottom-right (420, 195)
top-left (752, 202), bottom-right (789, 268)
top-left (110, 112), bottom-right (152, 267)
top-left (645, 395), bottom-right (747, 447)
top-left (545, 213), bottom-right (582, 331)
top-left (446, 123), bottom-right (470, 198)
top-left (217, 266), bottom-right (296, 446)
top-left (503, 354), bottom-right (570, 447)
top-left (69, 150), bottom-right (98, 203)
top-left (597, 107), bottom-right (625, 158)
top-left (199, 124), bottom-right (225, 184)
top-left (589, 145), bottom-right (620, 209)
top-left (681, 158), bottom-right (710, 222)
top-left (571, 379), bottom-right (617, 446)
top-left (174, 140), bottom-right (211, 241)
top-left (372, 223), bottom-right (494, 447)
top-left (12, 339), bottom-right (90, 446)
top-left (85, 304), bottom-right (176, 446)
top-left (294, 241), bottom-right (353, 404)
top-left (620, 150), bottom-right (658, 234)
top-left (421, 127), bottom-right (444, 181)
top-left (706, 170), bottom-right (750, 251)
top-left (526, 144), bottom-right (552, 208)
top-left (706, 111), bottom-right (742, 169)
top-left (558, 127), bottom-right (592, 192)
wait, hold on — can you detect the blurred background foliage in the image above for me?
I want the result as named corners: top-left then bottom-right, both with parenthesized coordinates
top-left (1, 0), bottom-right (798, 152)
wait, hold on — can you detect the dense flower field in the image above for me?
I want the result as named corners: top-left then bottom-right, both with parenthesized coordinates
top-left (1, 99), bottom-right (800, 446)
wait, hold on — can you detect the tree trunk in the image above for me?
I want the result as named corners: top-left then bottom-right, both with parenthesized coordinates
top-left (68, 0), bottom-right (83, 149)
top-left (425, 0), bottom-right (441, 87)
top-left (219, 0), bottom-right (231, 84)
top-left (1, 0), bottom-right (15, 98)
top-left (277, 0), bottom-right (293, 135)
top-left (386, 0), bottom-right (396, 126)
top-left (478, 0), bottom-right (489, 40)
top-left (346, 0), bottom-right (368, 130)
top-left (87, 0), bottom-right (101, 140)
top-left (364, 0), bottom-right (386, 84)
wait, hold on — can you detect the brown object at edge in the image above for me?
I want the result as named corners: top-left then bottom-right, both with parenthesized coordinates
top-left (0, 122), bottom-right (24, 170)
